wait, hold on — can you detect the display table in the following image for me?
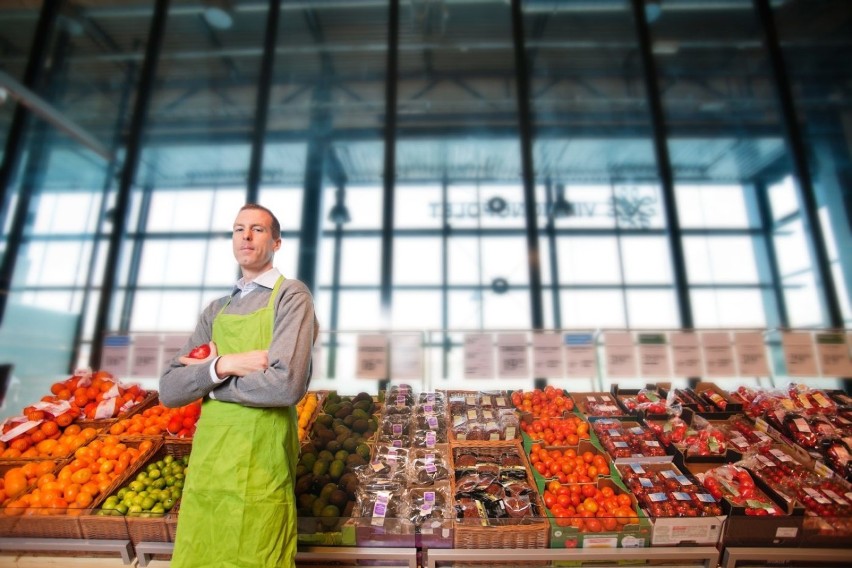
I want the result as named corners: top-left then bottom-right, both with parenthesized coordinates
top-left (721, 546), bottom-right (852, 568)
top-left (0, 537), bottom-right (133, 564)
top-left (424, 546), bottom-right (720, 568)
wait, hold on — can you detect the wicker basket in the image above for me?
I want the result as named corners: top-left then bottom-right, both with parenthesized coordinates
top-left (449, 439), bottom-right (549, 550)
top-left (79, 437), bottom-right (188, 543)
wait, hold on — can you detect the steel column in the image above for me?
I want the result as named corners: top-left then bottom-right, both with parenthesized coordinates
top-left (510, 0), bottom-right (545, 332)
top-left (753, 0), bottom-right (844, 328)
top-left (379, 0), bottom-right (399, 323)
top-left (629, 0), bottom-right (693, 328)
top-left (246, 0), bottom-right (281, 204)
top-left (544, 178), bottom-right (562, 328)
top-left (90, 0), bottom-right (170, 369)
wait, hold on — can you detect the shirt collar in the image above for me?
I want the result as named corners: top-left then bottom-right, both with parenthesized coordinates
top-left (233, 267), bottom-right (282, 295)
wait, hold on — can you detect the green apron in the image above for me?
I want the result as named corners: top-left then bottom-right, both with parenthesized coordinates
top-left (172, 276), bottom-right (299, 568)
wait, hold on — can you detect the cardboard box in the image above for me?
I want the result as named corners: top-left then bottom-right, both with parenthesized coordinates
top-left (610, 384), bottom-right (668, 419)
top-left (545, 478), bottom-right (652, 549)
top-left (683, 462), bottom-right (804, 547)
top-left (572, 392), bottom-right (625, 418)
top-left (588, 416), bottom-right (673, 465)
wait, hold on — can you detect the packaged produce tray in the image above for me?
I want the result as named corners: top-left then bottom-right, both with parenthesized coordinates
top-left (448, 439), bottom-right (549, 549)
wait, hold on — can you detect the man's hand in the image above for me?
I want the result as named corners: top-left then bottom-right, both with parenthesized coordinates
top-left (179, 342), bottom-right (218, 366)
top-left (214, 350), bottom-right (269, 379)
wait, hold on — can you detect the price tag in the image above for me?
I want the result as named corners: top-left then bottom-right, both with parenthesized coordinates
top-left (356, 334), bottom-right (388, 379)
top-left (604, 332), bottom-right (637, 378)
top-left (391, 334), bottom-right (423, 381)
top-left (129, 335), bottom-right (160, 378)
top-left (782, 332), bottom-right (818, 377)
top-left (162, 334), bottom-right (189, 366)
top-left (102, 335), bottom-right (131, 378)
top-left (532, 333), bottom-right (564, 379)
top-left (464, 333), bottom-right (494, 379)
top-left (564, 333), bottom-right (597, 378)
top-left (815, 333), bottom-right (852, 377)
top-left (638, 333), bottom-right (671, 379)
top-left (671, 332), bottom-right (702, 377)
top-left (630, 463), bottom-right (646, 473)
top-left (497, 333), bottom-right (529, 379)
top-left (734, 332), bottom-right (770, 377)
top-left (702, 332), bottom-right (735, 377)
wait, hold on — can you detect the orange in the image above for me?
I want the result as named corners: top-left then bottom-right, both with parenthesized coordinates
top-left (40, 421), bottom-right (59, 438)
top-left (70, 468), bottom-right (92, 485)
top-left (64, 424), bottom-right (81, 436)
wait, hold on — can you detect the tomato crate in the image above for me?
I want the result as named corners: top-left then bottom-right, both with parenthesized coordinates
top-left (683, 461), bottom-right (804, 547)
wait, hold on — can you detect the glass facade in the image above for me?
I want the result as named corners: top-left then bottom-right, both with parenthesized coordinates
top-left (0, 0), bottom-right (849, 401)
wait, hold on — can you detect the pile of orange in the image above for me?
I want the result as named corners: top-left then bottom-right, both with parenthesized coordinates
top-left (520, 415), bottom-right (590, 446)
top-left (0, 424), bottom-right (99, 459)
top-left (528, 444), bottom-right (610, 482)
top-left (2, 437), bottom-right (153, 516)
top-left (43, 370), bottom-right (147, 421)
top-left (0, 460), bottom-right (58, 505)
top-left (108, 400), bottom-right (201, 438)
top-left (543, 480), bottom-right (640, 531)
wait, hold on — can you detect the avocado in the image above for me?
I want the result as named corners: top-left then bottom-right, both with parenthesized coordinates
top-left (299, 453), bottom-right (317, 471)
top-left (341, 438), bottom-right (358, 453)
top-left (352, 419), bottom-right (369, 434)
top-left (325, 440), bottom-right (341, 454)
top-left (320, 483), bottom-right (338, 501)
top-left (298, 493), bottom-right (317, 510)
top-left (356, 443), bottom-right (371, 460)
top-left (343, 414), bottom-right (356, 427)
top-left (329, 489), bottom-right (348, 509)
top-left (312, 460), bottom-right (329, 477)
top-left (315, 414), bottom-right (334, 428)
top-left (317, 450), bottom-right (334, 462)
top-left (311, 498), bottom-right (328, 518)
top-left (328, 459), bottom-right (345, 480)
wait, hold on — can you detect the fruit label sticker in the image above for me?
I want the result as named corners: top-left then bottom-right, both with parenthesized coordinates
top-left (630, 463), bottom-right (646, 473)
top-left (815, 332), bottom-right (852, 377)
top-left (467, 409), bottom-right (478, 421)
top-left (614, 441), bottom-right (629, 448)
top-left (673, 492), bottom-right (692, 501)
top-left (391, 440), bottom-right (403, 448)
top-left (421, 491), bottom-right (435, 515)
top-left (604, 332), bottom-right (637, 378)
top-left (696, 493), bottom-right (715, 503)
top-left (464, 333), bottom-right (494, 379)
top-left (797, 394), bottom-right (814, 409)
top-left (505, 426), bottom-right (516, 439)
top-left (734, 331), bottom-right (770, 377)
top-left (638, 333), bottom-right (672, 379)
top-left (803, 488), bottom-right (831, 505)
top-left (769, 449), bottom-right (793, 462)
top-left (675, 475), bottom-right (692, 486)
top-left (356, 334), bottom-right (388, 380)
top-left (422, 404), bottom-right (434, 414)
top-left (425, 463), bottom-right (437, 474)
top-left (371, 491), bottom-right (391, 526)
top-left (640, 477), bottom-right (653, 488)
top-left (822, 489), bottom-right (848, 506)
top-left (482, 410), bottom-right (494, 421)
top-left (646, 440), bottom-right (660, 447)
top-left (34, 400), bottom-right (71, 417)
top-left (427, 416), bottom-right (439, 430)
top-left (629, 427), bottom-right (645, 436)
top-left (782, 332), bottom-right (818, 377)
top-left (371, 462), bottom-right (385, 473)
top-left (532, 333), bottom-right (563, 379)
top-left (496, 396), bottom-right (506, 407)
top-left (649, 492), bottom-right (668, 502)
top-left (660, 470), bottom-right (677, 479)
top-left (731, 437), bottom-right (749, 450)
top-left (756, 455), bottom-right (774, 468)
top-left (392, 424), bottom-right (403, 436)
top-left (598, 405), bottom-right (620, 413)
top-left (608, 429), bottom-right (621, 437)
top-left (425, 431), bottom-right (436, 448)
top-left (0, 419), bottom-right (41, 442)
top-left (564, 333), bottom-right (596, 378)
top-left (465, 395), bottom-right (477, 407)
top-left (792, 418), bottom-right (811, 433)
top-left (755, 431), bottom-right (772, 444)
top-left (701, 331), bottom-right (735, 378)
top-left (396, 395), bottom-right (406, 407)
top-left (671, 332), bottom-right (702, 378)
top-left (95, 398), bottom-right (118, 419)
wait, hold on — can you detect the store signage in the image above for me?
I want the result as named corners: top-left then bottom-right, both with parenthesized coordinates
top-left (782, 332), bottom-right (818, 377)
top-left (604, 332), bottom-right (637, 378)
top-left (702, 332), bottom-right (735, 377)
top-left (638, 333), bottom-right (671, 379)
top-left (464, 333), bottom-right (495, 379)
top-left (390, 334), bottom-right (423, 380)
top-left (815, 332), bottom-right (852, 377)
top-left (734, 332), bottom-right (770, 377)
top-left (670, 332), bottom-right (702, 377)
top-left (532, 333), bottom-right (564, 379)
top-left (130, 335), bottom-right (160, 378)
top-left (497, 333), bottom-right (529, 379)
top-left (356, 334), bottom-right (388, 380)
top-left (564, 333), bottom-right (596, 378)
top-left (162, 335), bottom-right (189, 367)
top-left (102, 335), bottom-right (130, 378)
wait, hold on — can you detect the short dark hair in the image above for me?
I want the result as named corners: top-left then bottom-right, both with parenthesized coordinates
top-left (240, 203), bottom-right (281, 240)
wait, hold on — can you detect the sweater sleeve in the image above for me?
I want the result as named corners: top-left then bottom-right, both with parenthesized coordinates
top-left (158, 298), bottom-right (226, 408)
top-left (210, 282), bottom-right (317, 408)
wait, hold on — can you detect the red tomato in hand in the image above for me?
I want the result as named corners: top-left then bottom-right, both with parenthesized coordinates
top-left (188, 344), bottom-right (211, 359)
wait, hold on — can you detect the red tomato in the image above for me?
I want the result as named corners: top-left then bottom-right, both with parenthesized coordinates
top-left (188, 344), bottom-right (211, 359)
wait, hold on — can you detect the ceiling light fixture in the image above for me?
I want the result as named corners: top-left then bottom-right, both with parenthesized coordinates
top-left (551, 184), bottom-right (574, 219)
top-left (328, 186), bottom-right (351, 225)
top-left (645, 0), bottom-right (662, 24)
top-left (203, 0), bottom-right (234, 30)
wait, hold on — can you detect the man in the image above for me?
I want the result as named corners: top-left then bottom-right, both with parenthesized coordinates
top-left (160, 203), bottom-right (318, 568)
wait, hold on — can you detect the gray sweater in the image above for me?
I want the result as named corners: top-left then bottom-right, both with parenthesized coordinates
top-left (158, 278), bottom-right (318, 409)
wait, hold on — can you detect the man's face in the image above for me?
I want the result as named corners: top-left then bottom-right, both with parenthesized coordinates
top-left (232, 208), bottom-right (280, 276)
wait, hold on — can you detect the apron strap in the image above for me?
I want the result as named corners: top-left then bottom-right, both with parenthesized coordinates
top-left (216, 275), bottom-right (286, 317)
